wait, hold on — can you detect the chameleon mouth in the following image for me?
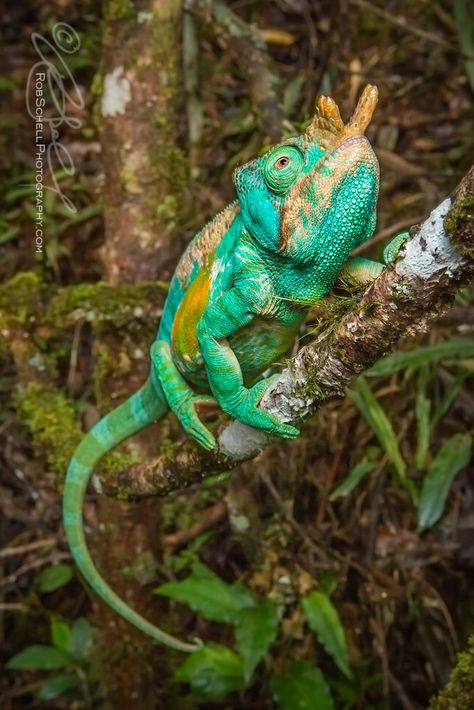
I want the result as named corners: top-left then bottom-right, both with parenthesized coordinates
top-left (304, 84), bottom-right (379, 152)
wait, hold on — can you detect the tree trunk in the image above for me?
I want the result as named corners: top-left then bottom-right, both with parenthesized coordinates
top-left (100, 0), bottom-right (187, 283)
top-left (92, 1), bottom-right (188, 706)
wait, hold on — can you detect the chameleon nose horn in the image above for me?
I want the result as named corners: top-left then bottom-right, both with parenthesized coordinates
top-left (345, 84), bottom-right (379, 136)
top-left (305, 84), bottom-right (379, 149)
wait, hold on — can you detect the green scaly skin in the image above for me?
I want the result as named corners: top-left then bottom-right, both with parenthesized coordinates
top-left (63, 85), bottom-right (408, 652)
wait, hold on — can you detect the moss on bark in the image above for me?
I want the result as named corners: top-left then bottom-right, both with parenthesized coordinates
top-left (14, 382), bottom-right (83, 477)
top-left (430, 635), bottom-right (474, 710)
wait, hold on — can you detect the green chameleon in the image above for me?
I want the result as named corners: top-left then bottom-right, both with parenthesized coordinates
top-left (64, 85), bottom-right (407, 652)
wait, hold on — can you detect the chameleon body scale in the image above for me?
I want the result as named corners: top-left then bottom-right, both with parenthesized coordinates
top-left (63, 86), bottom-right (402, 651)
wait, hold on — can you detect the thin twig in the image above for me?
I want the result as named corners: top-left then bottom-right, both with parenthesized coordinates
top-left (351, 0), bottom-right (458, 53)
top-left (0, 537), bottom-right (57, 559)
top-left (185, 0), bottom-right (285, 141)
top-left (164, 500), bottom-right (228, 551)
top-left (259, 471), bottom-right (328, 562)
top-left (0, 552), bottom-right (70, 589)
top-left (388, 671), bottom-right (417, 710)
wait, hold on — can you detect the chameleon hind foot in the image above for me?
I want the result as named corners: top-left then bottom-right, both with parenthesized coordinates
top-left (151, 340), bottom-right (217, 450)
top-left (174, 393), bottom-right (217, 450)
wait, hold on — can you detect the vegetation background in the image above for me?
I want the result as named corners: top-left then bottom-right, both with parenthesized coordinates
top-left (0, 0), bottom-right (473, 708)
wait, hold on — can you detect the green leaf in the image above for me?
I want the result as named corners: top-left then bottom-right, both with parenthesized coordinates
top-left (176, 644), bottom-right (245, 700)
top-left (37, 673), bottom-right (79, 700)
top-left (367, 338), bottom-right (474, 377)
top-left (0, 224), bottom-right (20, 244)
top-left (430, 374), bottom-right (466, 435)
top-left (330, 461), bottom-right (377, 500)
top-left (349, 378), bottom-right (416, 503)
top-left (7, 645), bottom-right (70, 670)
top-left (454, 0), bottom-right (474, 95)
top-left (164, 531), bottom-right (214, 573)
top-left (50, 618), bottom-right (71, 652)
top-left (270, 661), bottom-right (334, 710)
top-left (302, 591), bottom-right (351, 679)
top-left (283, 74), bottom-right (305, 114)
top-left (69, 618), bottom-right (93, 660)
top-left (235, 599), bottom-right (279, 681)
top-left (415, 365), bottom-right (431, 470)
top-left (5, 184), bottom-right (35, 202)
top-left (39, 564), bottom-right (73, 592)
top-left (418, 434), bottom-right (472, 531)
top-left (156, 562), bottom-right (255, 623)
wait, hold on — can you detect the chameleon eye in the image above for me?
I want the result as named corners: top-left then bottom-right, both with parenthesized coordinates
top-left (264, 145), bottom-right (304, 194)
top-left (275, 156), bottom-right (289, 169)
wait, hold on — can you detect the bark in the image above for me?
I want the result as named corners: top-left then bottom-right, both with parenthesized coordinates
top-left (102, 165), bottom-right (474, 500)
top-left (100, 0), bottom-right (187, 283)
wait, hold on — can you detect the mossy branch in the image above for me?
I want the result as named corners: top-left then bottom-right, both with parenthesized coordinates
top-left (429, 633), bottom-right (474, 710)
top-left (0, 278), bottom-right (167, 479)
top-left (102, 164), bottom-right (474, 500)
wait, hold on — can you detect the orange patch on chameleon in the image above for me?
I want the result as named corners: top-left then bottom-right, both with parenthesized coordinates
top-left (171, 262), bottom-right (211, 378)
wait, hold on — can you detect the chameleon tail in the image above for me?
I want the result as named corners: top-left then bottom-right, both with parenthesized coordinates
top-left (63, 377), bottom-right (199, 653)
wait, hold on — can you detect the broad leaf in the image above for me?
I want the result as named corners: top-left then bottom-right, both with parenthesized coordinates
top-left (270, 660), bottom-right (333, 710)
top-left (367, 338), bottom-right (474, 376)
top-left (418, 434), bottom-right (472, 531)
top-left (176, 644), bottom-right (245, 700)
top-left (302, 591), bottom-right (351, 678)
top-left (39, 564), bottom-right (73, 593)
top-left (7, 645), bottom-right (70, 670)
top-left (330, 461), bottom-right (377, 500)
top-left (37, 673), bottom-right (79, 700)
top-left (156, 562), bottom-right (255, 623)
top-left (50, 618), bottom-right (71, 652)
top-left (69, 618), bottom-right (93, 661)
top-left (235, 599), bottom-right (279, 680)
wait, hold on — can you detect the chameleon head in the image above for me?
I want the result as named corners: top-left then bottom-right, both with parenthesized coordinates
top-left (234, 85), bottom-right (380, 266)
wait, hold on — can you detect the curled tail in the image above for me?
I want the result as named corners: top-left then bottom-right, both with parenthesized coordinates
top-left (63, 377), bottom-right (199, 653)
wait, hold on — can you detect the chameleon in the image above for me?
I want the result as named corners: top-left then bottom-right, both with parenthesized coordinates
top-left (63, 85), bottom-right (407, 653)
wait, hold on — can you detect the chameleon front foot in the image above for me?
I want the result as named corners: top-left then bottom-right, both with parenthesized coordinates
top-left (229, 376), bottom-right (300, 440)
top-left (383, 230), bottom-right (410, 264)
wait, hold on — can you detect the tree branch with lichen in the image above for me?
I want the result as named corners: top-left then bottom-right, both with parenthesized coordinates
top-left (101, 165), bottom-right (474, 501)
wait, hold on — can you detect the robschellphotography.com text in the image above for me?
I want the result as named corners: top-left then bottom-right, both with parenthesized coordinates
top-left (26, 22), bottom-right (84, 256)
top-left (33, 71), bottom-right (46, 255)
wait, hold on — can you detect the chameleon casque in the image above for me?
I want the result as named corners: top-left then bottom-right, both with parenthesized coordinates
top-left (64, 85), bottom-right (406, 652)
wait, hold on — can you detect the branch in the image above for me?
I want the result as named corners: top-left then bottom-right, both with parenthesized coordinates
top-left (102, 166), bottom-right (474, 500)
